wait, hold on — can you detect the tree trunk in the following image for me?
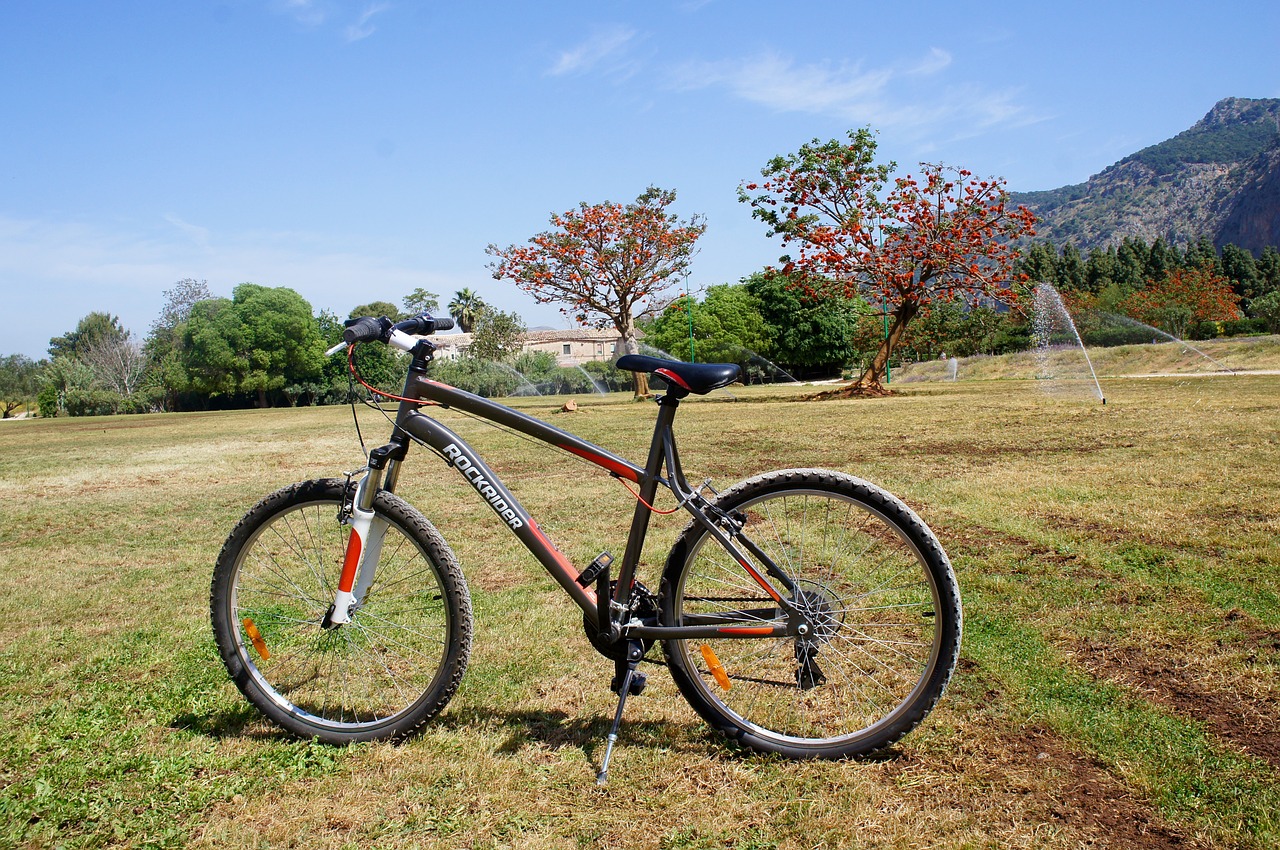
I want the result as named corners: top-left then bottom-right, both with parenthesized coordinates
top-left (809, 302), bottom-right (918, 400)
top-left (619, 325), bottom-right (651, 398)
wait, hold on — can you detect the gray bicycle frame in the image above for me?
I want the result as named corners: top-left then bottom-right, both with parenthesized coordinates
top-left (364, 363), bottom-right (800, 641)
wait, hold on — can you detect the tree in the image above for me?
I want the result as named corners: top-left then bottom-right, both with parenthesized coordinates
top-left (150, 279), bottom-right (212, 341)
top-left (349, 300), bottom-right (405, 322)
top-left (641, 284), bottom-right (770, 371)
top-left (180, 284), bottom-right (324, 407)
top-left (1220, 243), bottom-right (1262, 301)
top-left (1257, 247), bottom-right (1280, 297)
top-left (740, 129), bottom-right (1036, 396)
top-left (402, 287), bottom-right (441, 317)
top-left (743, 271), bottom-right (867, 377)
top-left (1250, 290), bottom-right (1280, 333)
top-left (486, 186), bottom-right (707, 397)
top-left (146, 279), bottom-right (213, 411)
top-left (37, 356), bottom-right (96, 417)
top-left (82, 331), bottom-right (149, 403)
top-left (0, 355), bottom-right (43, 418)
top-left (1118, 264), bottom-right (1242, 338)
top-left (447, 288), bottom-right (487, 333)
top-left (467, 309), bottom-right (526, 362)
top-left (48, 312), bottom-right (127, 360)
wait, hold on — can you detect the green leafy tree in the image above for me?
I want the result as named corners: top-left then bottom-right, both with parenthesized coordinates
top-left (1247, 290), bottom-right (1280, 333)
top-left (1257, 247), bottom-right (1280, 296)
top-left (37, 356), bottom-right (96, 417)
top-left (48, 312), bottom-right (127, 360)
top-left (350, 301), bottom-right (405, 322)
top-left (146, 279), bottom-right (213, 411)
top-left (1055, 244), bottom-right (1086, 292)
top-left (1182, 237), bottom-right (1221, 274)
top-left (0, 354), bottom-right (44, 418)
top-left (641, 284), bottom-right (770, 369)
top-left (1220, 244), bottom-right (1262, 301)
top-left (743, 271), bottom-right (867, 377)
top-left (402, 288), bottom-right (441, 316)
top-left (1017, 242), bottom-right (1060, 288)
top-left (1084, 245), bottom-right (1118, 294)
top-left (467, 309), bottom-right (526, 362)
top-left (180, 284), bottom-right (324, 407)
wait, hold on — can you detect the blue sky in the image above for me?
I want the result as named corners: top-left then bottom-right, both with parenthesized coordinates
top-left (3, 0), bottom-right (1277, 359)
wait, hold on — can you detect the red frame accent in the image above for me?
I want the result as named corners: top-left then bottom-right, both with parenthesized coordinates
top-left (559, 444), bottom-right (641, 482)
top-left (338, 529), bottom-right (362, 593)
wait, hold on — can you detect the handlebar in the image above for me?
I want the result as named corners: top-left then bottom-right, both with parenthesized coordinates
top-left (325, 312), bottom-right (455, 356)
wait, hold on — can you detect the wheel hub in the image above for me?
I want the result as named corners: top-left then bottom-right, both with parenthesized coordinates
top-left (791, 579), bottom-right (844, 643)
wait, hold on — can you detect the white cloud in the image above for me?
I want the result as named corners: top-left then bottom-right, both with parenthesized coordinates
top-left (548, 25), bottom-right (637, 76)
top-left (345, 2), bottom-right (390, 42)
top-left (669, 48), bottom-right (1032, 139)
top-left (906, 47), bottom-right (952, 77)
top-left (672, 52), bottom-right (892, 120)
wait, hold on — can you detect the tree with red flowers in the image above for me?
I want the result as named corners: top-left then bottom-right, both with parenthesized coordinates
top-left (487, 186), bottom-right (706, 397)
top-left (740, 128), bottom-right (1037, 396)
top-left (1119, 264), bottom-right (1242, 338)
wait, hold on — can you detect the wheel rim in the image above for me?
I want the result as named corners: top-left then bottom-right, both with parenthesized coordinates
top-left (673, 488), bottom-right (946, 747)
top-left (228, 499), bottom-right (453, 732)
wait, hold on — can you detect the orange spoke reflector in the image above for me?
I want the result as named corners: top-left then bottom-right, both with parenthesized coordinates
top-left (242, 618), bottom-right (271, 660)
top-left (700, 644), bottom-right (732, 691)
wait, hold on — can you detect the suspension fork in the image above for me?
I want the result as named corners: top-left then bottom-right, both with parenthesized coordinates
top-left (325, 443), bottom-right (403, 627)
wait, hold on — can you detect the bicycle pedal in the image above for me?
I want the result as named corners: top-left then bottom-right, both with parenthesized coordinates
top-left (576, 551), bottom-right (613, 587)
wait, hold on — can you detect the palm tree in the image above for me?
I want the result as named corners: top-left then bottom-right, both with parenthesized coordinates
top-left (448, 288), bottom-right (487, 333)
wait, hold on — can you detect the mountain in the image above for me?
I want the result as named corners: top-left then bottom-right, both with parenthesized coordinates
top-left (1013, 98), bottom-right (1280, 254)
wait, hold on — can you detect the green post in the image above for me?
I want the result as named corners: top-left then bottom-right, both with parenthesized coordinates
top-left (883, 302), bottom-right (890, 384)
top-left (687, 286), bottom-right (696, 363)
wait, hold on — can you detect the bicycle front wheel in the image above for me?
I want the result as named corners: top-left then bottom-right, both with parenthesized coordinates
top-left (661, 469), bottom-right (961, 758)
top-left (211, 478), bottom-right (472, 743)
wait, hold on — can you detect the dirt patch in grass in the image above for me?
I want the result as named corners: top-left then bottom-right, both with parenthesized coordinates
top-left (1007, 726), bottom-right (1208, 848)
top-left (1071, 637), bottom-right (1280, 767)
top-left (884, 719), bottom-right (1209, 849)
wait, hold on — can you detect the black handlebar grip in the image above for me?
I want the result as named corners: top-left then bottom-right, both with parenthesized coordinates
top-left (392, 314), bottom-right (456, 336)
top-left (342, 316), bottom-right (388, 345)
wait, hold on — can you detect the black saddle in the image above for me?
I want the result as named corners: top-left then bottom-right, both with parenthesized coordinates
top-left (616, 355), bottom-right (740, 398)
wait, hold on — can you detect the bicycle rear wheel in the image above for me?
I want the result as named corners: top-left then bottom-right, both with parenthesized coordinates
top-left (211, 478), bottom-right (471, 743)
top-left (661, 469), bottom-right (960, 758)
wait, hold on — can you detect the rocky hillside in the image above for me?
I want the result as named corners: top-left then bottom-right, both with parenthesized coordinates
top-left (1014, 98), bottom-right (1280, 253)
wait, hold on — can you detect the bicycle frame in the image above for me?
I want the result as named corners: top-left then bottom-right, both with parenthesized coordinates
top-left (339, 348), bottom-right (802, 643)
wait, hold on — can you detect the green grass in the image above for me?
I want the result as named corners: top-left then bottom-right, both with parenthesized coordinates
top-left (1, 369), bottom-right (1277, 848)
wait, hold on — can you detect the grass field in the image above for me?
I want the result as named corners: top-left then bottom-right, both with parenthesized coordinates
top-left (1, 347), bottom-right (1278, 848)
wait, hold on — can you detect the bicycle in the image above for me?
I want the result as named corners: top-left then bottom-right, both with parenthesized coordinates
top-left (211, 312), bottom-right (962, 782)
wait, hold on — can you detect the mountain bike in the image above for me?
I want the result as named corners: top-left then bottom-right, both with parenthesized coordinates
top-left (211, 313), bottom-right (962, 781)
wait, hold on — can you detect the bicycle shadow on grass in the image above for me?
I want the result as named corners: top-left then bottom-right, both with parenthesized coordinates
top-left (437, 705), bottom-right (676, 759)
top-left (171, 703), bottom-right (297, 741)
top-left (173, 704), bottom-right (906, 770)
top-left (435, 705), bottom-right (905, 769)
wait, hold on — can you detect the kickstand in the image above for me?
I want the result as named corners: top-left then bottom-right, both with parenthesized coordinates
top-left (596, 641), bottom-right (646, 785)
